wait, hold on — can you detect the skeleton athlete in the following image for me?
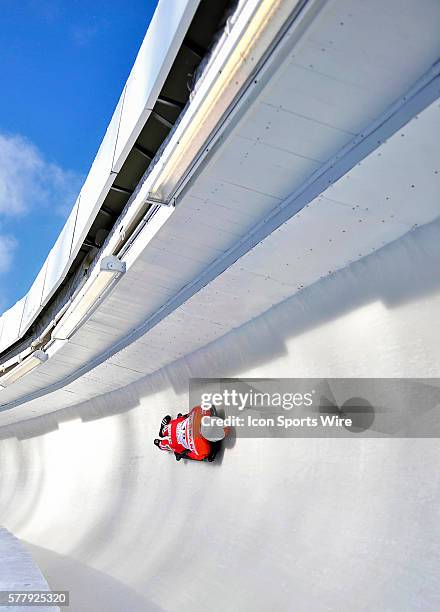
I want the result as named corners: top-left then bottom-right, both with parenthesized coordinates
top-left (154, 406), bottom-right (220, 462)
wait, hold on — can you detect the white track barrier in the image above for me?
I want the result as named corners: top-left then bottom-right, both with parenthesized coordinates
top-left (0, 220), bottom-right (439, 611)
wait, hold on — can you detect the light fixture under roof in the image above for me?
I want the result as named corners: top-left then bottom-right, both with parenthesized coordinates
top-left (0, 350), bottom-right (48, 389)
top-left (52, 256), bottom-right (126, 341)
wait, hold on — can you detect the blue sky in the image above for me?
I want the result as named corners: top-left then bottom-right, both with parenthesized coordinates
top-left (0, 0), bottom-right (158, 312)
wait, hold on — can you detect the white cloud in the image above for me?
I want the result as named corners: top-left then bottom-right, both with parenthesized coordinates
top-left (0, 132), bottom-right (83, 217)
top-left (0, 234), bottom-right (17, 274)
top-left (0, 133), bottom-right (83, 307)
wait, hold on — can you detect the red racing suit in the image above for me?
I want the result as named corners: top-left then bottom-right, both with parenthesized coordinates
top-left (157, 407), bottom-right (211, 460)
